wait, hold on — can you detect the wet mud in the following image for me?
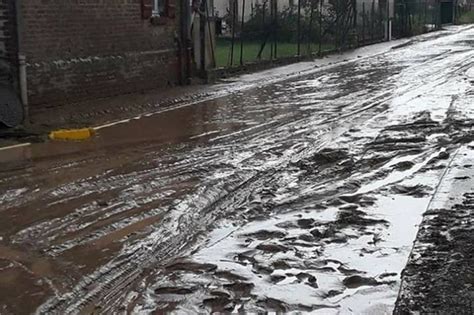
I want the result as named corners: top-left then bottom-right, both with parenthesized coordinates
top-left (395, 146), bottom-right (474, 314)
top-left (0, 25), bottom-right (473, 314)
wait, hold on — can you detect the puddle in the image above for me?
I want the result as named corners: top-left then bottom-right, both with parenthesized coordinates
top-left (0, 25), bottom-right (473, 314)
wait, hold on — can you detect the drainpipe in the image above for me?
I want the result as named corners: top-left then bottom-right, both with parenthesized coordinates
top-left (18, 55), bottom-right (28, 123)
top-left (180, 0), bottom-right (192, 84)
top-left (15, 0), bottom-right (29, 124)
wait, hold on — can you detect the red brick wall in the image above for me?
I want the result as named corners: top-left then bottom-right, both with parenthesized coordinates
top-left (0, 0), bottom-right (18, 86)
top-left (20, 0), bottom-right (180, 106)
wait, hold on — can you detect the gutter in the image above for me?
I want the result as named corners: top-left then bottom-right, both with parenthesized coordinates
top-left (14, 0), bottom-right (29, 124)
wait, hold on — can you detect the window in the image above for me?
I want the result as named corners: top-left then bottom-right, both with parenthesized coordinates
top-left (142, 0), bottom-right (175, 21)
top-left (153, 0), bottom-right (167, 17)
top-left (153, 0), bottom-right (160, 16)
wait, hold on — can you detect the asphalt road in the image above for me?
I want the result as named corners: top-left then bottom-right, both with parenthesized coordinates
top-left (0, 25), bottom-right (473, 314)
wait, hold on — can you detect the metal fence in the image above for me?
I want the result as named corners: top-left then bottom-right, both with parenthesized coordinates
top-left (392, 0), bottom-right (442, 38)
top-left (210, 0), bottom-right (474, 69)
top-left (213, 0), bottom-right (389, 68)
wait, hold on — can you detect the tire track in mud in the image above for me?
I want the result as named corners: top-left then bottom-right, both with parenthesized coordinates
top-left (10, 56), bottom-right (400, 259)
top-left (121, 36), bottom-right (474, 312)
top-left (133, 111), bottom-right (473, 313)
top-left (40, 45), bottom-right (444, 312)
top-left (33, 27), bottom-right (474, 314)
top-left (39, 107), bottom-right (470, 313)
top-left (36, 87), bottom-right (395, 314)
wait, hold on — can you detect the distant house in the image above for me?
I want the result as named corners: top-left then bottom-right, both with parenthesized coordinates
top-left (0, 0), bottom-right (182, 116)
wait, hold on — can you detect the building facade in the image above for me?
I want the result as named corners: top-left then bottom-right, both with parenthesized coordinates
top-left (1, 0), bottom-right (184, 112)
top-left (0, 0), bottom-right (17, 87)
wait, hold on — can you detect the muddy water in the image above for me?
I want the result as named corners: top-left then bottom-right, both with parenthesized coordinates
top-left (0, 26), bottom-right (473, 314)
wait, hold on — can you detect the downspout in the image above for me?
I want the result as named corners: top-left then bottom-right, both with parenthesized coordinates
top-left (180, 0), bottom-right (192, 85)
top-left (15, 0), bottom-right (29, 123)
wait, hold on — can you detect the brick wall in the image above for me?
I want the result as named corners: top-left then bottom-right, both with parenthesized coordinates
top-left (0, 0), bottom-right (17, 86)
top-left (0, 1), bottom-right (6, 58)
top-left (21, 0), bottom-right (180, 106)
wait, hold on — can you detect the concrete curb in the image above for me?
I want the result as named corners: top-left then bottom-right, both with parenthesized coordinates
top-left (0, 142), bottom-right (31, 152)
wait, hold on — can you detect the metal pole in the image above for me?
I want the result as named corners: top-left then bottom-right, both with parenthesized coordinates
top-left (353, 0), bottom-right (357, 28)
top-left (387, 1), bottom-right (395, 41)
top-left (379, 3), bottom-right (383, 39)
top-left (424, 0), bottom-right (427, 27)
top-left (270, 0), bottom-right (274, 59)
top-left (230, 0), bottom-right (237, 66)
top-left (240, 0), bottom-right (246, 65)
top-left (274, 0), bottom-right (278, 58)
top-left (371, 0), bottom-right (375, 40)
top-left (308, 0), bottom-right (315, 55)
top-left (319, 0), bottom-right (322, 54)
top-left (259, 1), bottom-right (266, 60)
top-left (297, 0), bottom-right (301, 56)
top-left (437, 0), bottom-right (441, 29)
top-left (362, 2), bottom-right (366, 42)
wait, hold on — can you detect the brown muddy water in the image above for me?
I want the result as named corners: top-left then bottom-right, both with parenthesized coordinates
top-left (0, 25), bottom-right (474, 314)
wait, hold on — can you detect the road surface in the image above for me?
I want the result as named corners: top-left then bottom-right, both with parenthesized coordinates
top-left (0, 25), bottom-right (473, 314)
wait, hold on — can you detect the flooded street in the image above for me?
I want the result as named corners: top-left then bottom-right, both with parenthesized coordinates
top-left (1, 25), bottom-right (474, 314)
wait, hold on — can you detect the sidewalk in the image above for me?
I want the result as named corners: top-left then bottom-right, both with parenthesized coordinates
top-left (395, 144), bottom-right (474, 314)
top-left (22, 40), bottom-right (398, 130)
top-left (0, 47), bottom-right (388, 148)
top-left (0, 83), bottom-right (210, 146)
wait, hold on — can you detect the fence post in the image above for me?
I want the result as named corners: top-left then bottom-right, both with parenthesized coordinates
top-left (318, 0), bottom-right (322, 55)
top-left (423, 0), bottom-right (428, 29)
top-left (308, 0), bottom-right (315, 55)
top-left (240, 0), bottom-right (246, 65)
top-left (270, 0), bottom-right (274, 59)
top-left (260, 1), bottom-right (266, 60)
top-left (353, 0), bottom-right (357, 28)
top-left (370, 0), bottom-right (375, 41)
top-left (297, 0), bottom-right (301, 56)
top-left (362, 2), bottom-right (366, 42)
top-left (439, 0), bottom-right (441, 28)
top-left (229, 0), bottom-right (237, 66)
top-left (386, 0), bottom-right (390, 40)
top-left (274, 0), bottom-right (278, 59)
top-left (381, 2), bottom-right (384, 39)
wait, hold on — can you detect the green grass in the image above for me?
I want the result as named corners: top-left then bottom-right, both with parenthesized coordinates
top-left (215, 38), bottom-right (335, 68)
top-left (458, 11), bottom-right (474, 24)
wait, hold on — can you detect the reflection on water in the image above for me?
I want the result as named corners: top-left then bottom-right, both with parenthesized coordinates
top-left (0, 26), bottom-right (473, 314)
